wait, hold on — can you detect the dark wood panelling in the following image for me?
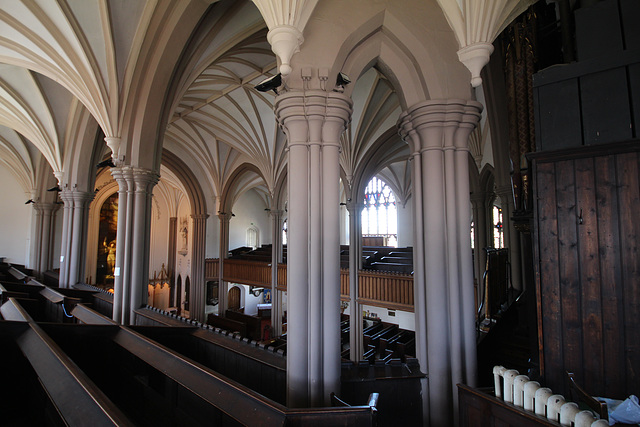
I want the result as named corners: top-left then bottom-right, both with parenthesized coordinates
top-left (594, 155), bottom-right (625, 395)
top-left (620, 0), bottom-right (640, 49)
top-left (629, 63), bottom-right (640, 139)
top-left (616, 152), bottom-right (640, 395)
top-left (532, 143), bottom-right (640, 399)
top-left (575, 0), bottom-right (623, 61)
top-left (535, 161), bottom-right (561, 379)
top-left (580, 67), bottom-right (632, 145)
top-left (575, 156), bottom-right (603, 391)
top-left (535, 80), bottom-right (582, 151)
top-left (555, 160), bottom-right (582, 393)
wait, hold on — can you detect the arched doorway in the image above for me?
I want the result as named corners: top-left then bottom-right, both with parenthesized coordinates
top-left (228, 286), bottom-right (241, 312)
top-left (176, 275), bottom-right (182, 313)
top-left (184, 277), bottom-right (191, 311)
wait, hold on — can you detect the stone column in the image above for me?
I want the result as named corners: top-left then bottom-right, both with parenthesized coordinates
top-left (67, 191), bottom-right (94, 287)
top-left (111, 166), bottom-right (158, 324)
top-left (270, 209), bottom-right (284, 336)
top-left (471, 191), bottom-right (488, 302)
top-left (168, 216), bottom-right (177, 305)
top-left (111, 167), bottom-right (131, 323)
top-left (217, 212), bottom-right (232, 315)
top-left (399, 99), bottom-right (482, 426)
top-left (129, 168), bottom-right (159, 320)
top-left (56, 191), bottom-right (93, 288)
top-left (58, 191), bottom-right (74, 287)
top-left (32, 202), bottom-right (57, 276)
top-left (275, 90), bottom-right (352, 408)
top-left (346, 202), bottom-right (364, 361)
top-left (190, 213), bottom-right (209, 322)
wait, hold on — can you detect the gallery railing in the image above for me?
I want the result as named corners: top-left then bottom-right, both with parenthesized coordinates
top-left (205, 258), bottom-right (414, 311)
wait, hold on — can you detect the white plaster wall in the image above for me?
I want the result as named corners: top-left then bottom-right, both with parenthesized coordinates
top-left (175, 197), bottom-right (192, 285)
top-left (229, 189), bottom-right (271, 250)
top-left (51, 206), bottom-right (63, 270)
top-left (0, 164), bottom-right (32, 265)
top-left (396, 201), bottom-right (413, 248)
top-left (149, 193), bottom-right (170, 278)
top-left (206, 214), bottom-right (219, 258)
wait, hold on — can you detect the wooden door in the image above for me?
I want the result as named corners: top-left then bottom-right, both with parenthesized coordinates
top-left (228, 286), bottom-right (241, 311)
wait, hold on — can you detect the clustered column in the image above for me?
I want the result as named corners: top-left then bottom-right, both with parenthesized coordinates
top-left (31, 202), bottom-right (59, 277)
top-left (190, 213), bottom-right (209, 322)
top-left (275, 90), bottom-right (352, 408)
top-left (217, 212), bottom-right (232, 316)
top-left (346, 201), bottom-right (364, 361)
top-left (58, 190), bottom-right (94, 288)
top-left (399, 99), bottom-right (482, 426)
top-left (269, 209), bottom-right (285, 336)
top-left (111, 166), bottom-right (159, 324)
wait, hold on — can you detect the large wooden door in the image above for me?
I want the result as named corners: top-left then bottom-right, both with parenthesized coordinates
top-left (532, 142), bottom-right (640, 398)
top-left (228, 286), bottom-right (241, 311)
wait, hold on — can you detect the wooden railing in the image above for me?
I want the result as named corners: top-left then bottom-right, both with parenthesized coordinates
top-left (206, 258), bottom-right (414, 311)
top-left (357, 270), bottom-right (414, 312)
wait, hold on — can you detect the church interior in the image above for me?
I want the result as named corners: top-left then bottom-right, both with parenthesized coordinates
top-left (0, 0), bottom-right (639, 426)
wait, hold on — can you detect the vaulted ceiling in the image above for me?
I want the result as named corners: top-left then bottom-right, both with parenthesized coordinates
top-left (0, 0), bottom-right (524, 209)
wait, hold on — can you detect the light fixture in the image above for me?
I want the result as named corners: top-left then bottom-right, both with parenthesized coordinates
top-left (255, 73), bottom-right (282, 94)
top-left (25, 199), bottom-right (34, 205)
top-left (47, 185), bottom-right (61, 192)
top-left (97, 158), bottom-right (116, 169)
top-left (334, 72), bottom-right (351, 92)
top-left (249, 286), bottom-right (264, 297)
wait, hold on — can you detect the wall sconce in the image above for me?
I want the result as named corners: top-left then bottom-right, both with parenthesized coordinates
top-left (249, 286), bottom-right (264, 297)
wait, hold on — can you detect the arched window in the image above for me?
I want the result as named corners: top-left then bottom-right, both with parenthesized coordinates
top-left (492, 204), bottom-right (504, 248)
top-left (282, 218), bottom-right (287, 245)
top-left (362, 177), bottom-right (398, 247)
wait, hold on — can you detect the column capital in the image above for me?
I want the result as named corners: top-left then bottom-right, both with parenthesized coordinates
top-left (269, 209), bottom-right (285, 219)
top-left (217, 212), bottom-right (233, 222)
top-left (191, 213), bottom-right (210, 221)
top-left (345, 201), bottom-right (365, 214)
top-left (398, 99), bottom-right (483, 151)
top-left (32, 202), bottom-right (57, 214)
top-left (275, 90), bottom-right (353, 148)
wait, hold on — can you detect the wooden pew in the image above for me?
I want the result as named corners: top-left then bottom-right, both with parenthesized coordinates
top-left (226, 309), bottom-right (262, 340)
top-left (134, 306), bottom-right (196, 327)
top-left (369, 262), bottom-right (413, 274)
top-left (38, 285), bottom-right (84, 323)
top-left (71, 303), bottom-right (118, 325)
top-left (73, 283), bottom-right (114, 318)
top-left (363, 324), bottom-right (398, 348)
top-left (379, 330), bottom-right (413, 354)
top-left (42, 323), bottom-right (377, 426)
top-left (0, 298), bottom-right (134, 426)
top-left (207, 313), bottom-right (247, 337)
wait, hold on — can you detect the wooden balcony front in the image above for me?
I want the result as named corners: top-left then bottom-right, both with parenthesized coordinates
top-left (205, 258), bottom-right (414, 312)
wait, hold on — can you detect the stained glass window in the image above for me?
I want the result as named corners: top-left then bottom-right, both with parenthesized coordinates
top-left (362, 177), bottom-right (398, 247)
top-left (492, 205), bottom-right (504, 248)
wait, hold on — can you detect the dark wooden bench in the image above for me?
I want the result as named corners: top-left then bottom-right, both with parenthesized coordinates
top-left (369, 262), bottom-right (413, 274)
top-left (0, 298), bottom-right (134, 426)
top-left (226, 309), bottom-right (262, 340)
top-left (207, 313), bottom-right (247, 337)
top-left (73, 283), bottom-right (114, 317)
top-left (133, 306), bottom-right (196, 327)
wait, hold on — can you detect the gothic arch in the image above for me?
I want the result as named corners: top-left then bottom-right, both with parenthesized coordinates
top-left (161, 149), bottom-right (208, 216)
top-left (329, 8), bottom-right (471, 109)
top-left (219, 163), bottom-right (269, 215)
